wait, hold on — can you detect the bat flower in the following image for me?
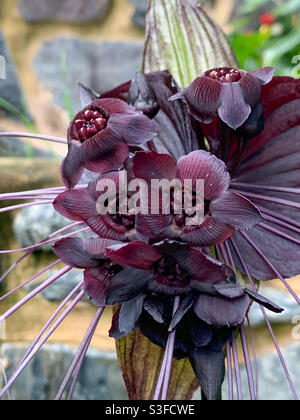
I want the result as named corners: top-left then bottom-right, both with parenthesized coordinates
top-left (128, 72), bottom-right (160, 119)
top-left (201, 76), bottom-right (300, 282)
top-left (132, 149), bottom-right (261, 246)
top-left (103, 240), bottom-right (234, 301)
top-left (170, 66), bottom-right (274, 130)
top-left (52, 237), bottom-right (124, 306)
top-left (53, 170), bottom-right (138, 242)
top-left (62, 98), bottom-right (157, 189)
top-left (135, 284), bottom-right (281, 400)
top-left (106, 247), bottom-right (282, 400)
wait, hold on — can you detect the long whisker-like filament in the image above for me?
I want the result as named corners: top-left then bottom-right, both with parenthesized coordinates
top-left (0, 200), bottom-right (53, 214)
top-left (0, 221), bottom-right (82, 284)
top-left (16, 282), bottom-right (84, 370)
top-left (153, 296), bottom-right (180, 400)
top-left (0, 259), bottom-right (62, 302)
top-left (230, 238), bottom-right (299, 400)
top-left (0, 226), bottom-right (89, 254)
top-left (231, 337), bottom-right (243, 401)
top-left (0, 358), bottom-right (10, 401)
top-left (0, 132), bottom-right (67, 144)
top-left (1, 266), bottom-right (72, 321)
top-left (0, 290), bottom-right (84, 399)
top-left (239, 231), bottom-right (300, 306)
top-left (226, 341), bottom-right (234, 401)
top-left (55, 307), bottom-right (105, 400)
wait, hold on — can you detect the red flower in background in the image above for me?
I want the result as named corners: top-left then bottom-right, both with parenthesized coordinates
top-left (260, 13), bottom-right (276, 26)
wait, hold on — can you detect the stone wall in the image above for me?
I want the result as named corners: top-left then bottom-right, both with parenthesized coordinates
top-left (0, 343), bottom-right (127, 400)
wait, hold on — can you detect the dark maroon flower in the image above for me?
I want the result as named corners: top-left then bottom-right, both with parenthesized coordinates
top-left (134, 287), bottom-right (281, 400)
top-left (53, 236), bottom-right (123, 306)
top-left (202, 76), bottom-right (300, 281)
top-left (132, 149), bottom-right (261, 245)
top-left (62, 98), bottom-right (157, 189)
top-left (103, 240), bottom-right (281, 316)
top-left (104, 240), bottom-right (234, 301)
top-left (106, 247), bottom-right (282, 400)
top-left (53, 170), bottom-right (139, 242)
top-left (102, 70), bottom-right (204, 160)
top-left (170, 67), bottom-right (274, 130)
top-left (53, 236), bottom-right (283, 401)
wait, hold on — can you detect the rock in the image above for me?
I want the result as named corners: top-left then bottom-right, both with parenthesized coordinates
top-left (13, 203), bottom-right (79, 251)
top-left (33, 39), bottom-right (143, 112)
top-left (26, 269), bottom-right (89, 303)
top-left (2, 341), bottom-right (300, 400)
top-left (0, 135), bottom-right (54, 158)
top-left (247, 285), bottom-right (300, 327)
top-left (222, 342), bottom-right (300, 400)
top-left (0, 158), bottom-right (62, 193)
top-left (18, 0), bottom-right (111, 23)
top-left (0, 343), bottom-right (127, 400)
top-left (42, 269), bottom-right (83, 302)
top-left (130, 0), bottom-right (148, 28)
top-left (0, 31), bottom-right (29, 119)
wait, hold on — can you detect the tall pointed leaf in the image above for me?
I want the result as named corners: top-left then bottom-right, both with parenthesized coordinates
top-left (142, 0), bottom-right (238, 88)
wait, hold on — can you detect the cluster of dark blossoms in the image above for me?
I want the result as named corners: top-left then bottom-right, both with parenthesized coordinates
top-left (50, 67), bottom-right (300, 400)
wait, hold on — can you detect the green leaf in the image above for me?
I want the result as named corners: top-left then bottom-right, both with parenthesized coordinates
top-left (116, 327), bottom-right (199, 400)
top-left (262, 29), bottom-right (300, 66)
top-left (229, 32), bottom-right (269, 71)
top-left (238, 0), bottom-right (268, 14)
top-left (142, 0), bottom-right (238, 88)
top-left (0, 97), bottom-right (37, 132)
top-left (274, 0), bottom-right (300, 17)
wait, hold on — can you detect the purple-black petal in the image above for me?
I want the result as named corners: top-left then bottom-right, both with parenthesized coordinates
top-left (245, 288), bottom-right (284, 313)
top-left (132, 150), bottom-right (177, 182)
top-left (53, 189), bottom-right (97, 222)
top-left (104, 267), bottom-right (153, 305)
top-left (168, 293), bottom-right (198, 332)
top-left (82, 128), bottom-right (129, 174)
top-left (143, 295), bottom-right (172, 324)
top-left (169, 246), bottom-right (232, 284)
top-left (106, 241), bottom-right (161, 269)
top-left (84, 266), bottom-right (112, 306)
top-left (177, 150), bottom-right (230, 200)
top-left (108, 112), bottom-right (157, 146)
top-left (118, 294), bottom-right (145, 335)
top-left (194, 293), bottom-right (250, 327)
top-left (210, 191), bottom-right (262, 231)
top-left (53, 237), bottom-right (109, 268)
top-left (181, 216), bottom-right (234, 247)
top-left (214, 282), bottom-right (245, 299)
top-left (146, 71), bottom-right (203, 159)
top-left (170, 76), bottom-right (222, 124)
top-left (61, 140), bottom-right (84, 190)
top-left (189, 347), bottom-right (225, 401)
top-left (251, 67), bottom-right (275, 85)
top-left (239, 72), bottom-right (262, 109)
top-left (218, 82), bottom-right (251, 130)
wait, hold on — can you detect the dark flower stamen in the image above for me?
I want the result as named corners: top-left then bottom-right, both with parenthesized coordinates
top-left (154, 256), bottom-right (190, 287)
top-left (205, 67), bottom-right (242, 83)
top-left (100, 260), bottom-right (123, 280)
top-left (74, 109), bottom-right (108, 142)
top-left (111, 214), bottom-right (136, 230)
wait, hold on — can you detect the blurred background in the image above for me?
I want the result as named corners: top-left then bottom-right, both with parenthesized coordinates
top-left (0, 0), bottom-right (300, 400)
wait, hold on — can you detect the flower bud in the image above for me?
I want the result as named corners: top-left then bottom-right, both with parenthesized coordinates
top-left (128, 72), bottom-right (160, 119)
